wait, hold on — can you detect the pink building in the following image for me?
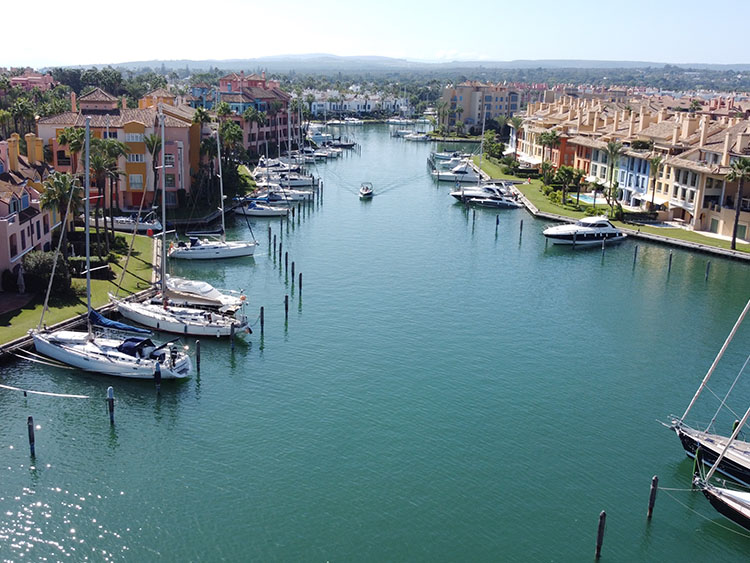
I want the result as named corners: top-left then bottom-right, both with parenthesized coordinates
top-left (0, 135), bottom-right (57, 275)
top-left (10, 71), bottom-right (55, 92)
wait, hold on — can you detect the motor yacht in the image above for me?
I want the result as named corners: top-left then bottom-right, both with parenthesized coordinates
top-left (542, 216), bottom-right (626, 245)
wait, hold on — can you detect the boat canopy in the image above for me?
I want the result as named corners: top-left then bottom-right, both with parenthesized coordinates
top-left (89, 310), bottom-right (150, 334)
top-left (116, 337), bottom-right (156, 357)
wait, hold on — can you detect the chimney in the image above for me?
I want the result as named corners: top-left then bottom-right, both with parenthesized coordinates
top-left (682, 115), bottom-right (700, 139)
top-left (657, 108), bottom-right (665, 123)
top-left (592, 110), bottom-right (600, 132)
top-left (672, 122), bottom-right (679, 145)
top-left (24, 133), bottom-right (36, 164)
top-left (628, 111), bottom-right (635, 137)
top-left (613, 110), bottom-right (619, 132)
top-left (736, 131), bottom-right (749, 154)
top-left (721, 132), bottom-right (731, 166)
top-left (8, 133), bottom-right (19, 172)
top-left (35, 138), bottom-right (43, 164)
top-left (122, 95), bottom-right (127, 110)
top-left (699, 117), bottom-right (708, 148)
top-left (71, 92), bottom-right (77, 112)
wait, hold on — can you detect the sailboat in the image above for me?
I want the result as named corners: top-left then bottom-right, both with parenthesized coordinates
top-left (169, 125), bottom-right (257, 259)
top-left (694, 405), bottom-right (750, 531)
top-left (112, 108), bottom-right (251, 338)
top-left (670, 298), bottom-right (750, 485)
top-left (31, 117), bottom-right (192, 379)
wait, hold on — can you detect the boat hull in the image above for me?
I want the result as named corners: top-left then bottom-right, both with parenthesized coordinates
top-left (115, 301), bottom-right (249, 337)
top-left (675, 425), bottom-right (750, 487)
top-left (169, 241), bottom-right (257, 259)
top-left (702, 485), bottom-right (750, 531)
top-left (32, 331), bottom-right (191, 379)
top-left (544, 232), bottom-right (626, 246)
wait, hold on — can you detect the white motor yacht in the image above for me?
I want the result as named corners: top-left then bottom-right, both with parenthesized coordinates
top-left (432, 161), bottom-right (481, 183)
top-left (235, 200), bottom-right (290, 216)
top-left (450, 183), bottom-right (512, 201)
top-left (104, 212), bottom-right (162, 234)
top-left (542, 216), bottom-right (626, 245)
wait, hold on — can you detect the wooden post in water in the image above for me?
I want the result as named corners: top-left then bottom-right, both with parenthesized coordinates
top-left (267, 225), bottom-right (271, 249)
top-left (495, 215), bottom-right (499, 235)
top-left (284, 294), bottom-right (289, 322)
top-left (154, 362), bottom-right (162, 393)
top-left (292, 207), bottom-right (295, 219)
top-left (107, 386), bottom-right (115, 425)
top-left (195, 340), bottom-right (201, 372)
top-left (291, 261), bottom-right (295, 280)
top-left (705, 261), bottom-right (711, 281)
top-left (299, 272), bottom-right (302, 293)
top-left (273, 235), bottom-right (277, 256)
top-left (260, 306), bottom-right (264, 335)
top-left (519, 219), bottom-right (523, 238)
top-left (668, 250), bottom-right (673, 274)
top-left (647, 475), bottom-right (658, 519)
top-left (595, 511), bottom-right (606, 559)
top-left (230, 324), bottom-right (235, 351)
top-left (27, 416), bottom-right (35, 456)
top-left (285, 251), bottom-right (288, 274)
top-left (279, 241), bottom-right (283, 263)
top-left (633, 244), bottom-right (639, 267)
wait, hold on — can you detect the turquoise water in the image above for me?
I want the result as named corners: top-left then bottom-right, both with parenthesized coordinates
top-left (2, 125), bottom-right (750, 561)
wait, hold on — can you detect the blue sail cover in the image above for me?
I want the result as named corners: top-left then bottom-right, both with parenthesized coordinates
top-left (89, 310), bottom-right (150, 334)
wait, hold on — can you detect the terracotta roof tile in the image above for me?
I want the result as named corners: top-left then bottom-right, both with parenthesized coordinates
top-left (79, 87), bottom-right (117, 102)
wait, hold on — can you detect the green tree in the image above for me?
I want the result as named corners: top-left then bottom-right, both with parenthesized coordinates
top-left (648, 155), bottom-right (663, 211)
top-left (604, 140), bottom-right (623, 214)
top-left (216, 101), bottom-right (232, 120)
top-left (193, 107), bottom-right (210, 125)
top-left (539, 130), bottom-right (561, 164)
top-left (540, 161), bottom-right (554, 185)
top-left (56, 126), bottom-right (85, 175)
top-left (144, 133), bottom-right (162, 207)
top-left (725, 157), bottom-right (750, 250)
top-left (572, 168), bottom-right (586, 207)
top-left (40, 172), bottom-right (82, 258)
top-left (555, 165), bottom-right (575, 207)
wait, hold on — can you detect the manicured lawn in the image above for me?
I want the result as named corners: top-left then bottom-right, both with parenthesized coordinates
top-left (477, 157), bottom-right (750, 254)
top-left (0, 235), bottom-right (155, 344)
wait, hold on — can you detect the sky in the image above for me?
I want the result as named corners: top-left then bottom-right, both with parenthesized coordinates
top-left (5, 0), bottom-right (750, 68)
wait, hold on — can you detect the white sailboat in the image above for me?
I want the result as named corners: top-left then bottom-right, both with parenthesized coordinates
top-left (169, 125), bottom-right (257, 260)
top-left (31, 117), bottom-right (192, 379)
top-left (670, 299), bottom-right (750, 485)
top-left (113, 107), bottom-right (251, 338)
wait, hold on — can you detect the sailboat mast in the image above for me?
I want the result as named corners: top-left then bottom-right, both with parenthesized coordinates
top-left (287, 104), bottom-right (292, 156)
top-left (84, 116), bottom-right (92, 336)
top-left (680, 298), bottom-right (750, 423)
top-left (159, 106), bottom-right (167, 294)
top-left (215, 126), bottom-right (227, 242)
top-left (477, 106), bottom-right (487, 189)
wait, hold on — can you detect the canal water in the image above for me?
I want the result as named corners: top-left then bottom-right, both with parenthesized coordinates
top-left (2, 124), bottom-right (750, 561)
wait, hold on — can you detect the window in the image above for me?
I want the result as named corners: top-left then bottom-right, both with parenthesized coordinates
top-left (127, 153), bottom-right (145, 162)
top-left (105, 131), bottom-right (118, 139)
top-left (165, 191), bottom-right (177, 206)
top-left (164, 154), bottom-right (175, 167)
top-left (129, 174), bottom-right (143, 189)
top-left (56, 150), bottom-right (70, 166)
top-left (125, 133), bottom-right (144, 142)
top-left (21, 192), bottom-right (29, 209)
top-left (36, 221), bottom-right (40, 240)
top-left (9, 234), bottom-right (17, 257)
top-left (165, 173), bottom-right (176, 188)
top-left (43, 215), bottom-right (49, 234)
top-left (21, 230), bottom-right (26, 249)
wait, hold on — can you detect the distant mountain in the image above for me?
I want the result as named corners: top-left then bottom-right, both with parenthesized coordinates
top-left (65, 55), bottom-right (750, 73)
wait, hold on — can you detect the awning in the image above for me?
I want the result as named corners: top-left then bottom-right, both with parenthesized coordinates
top-left (502, 147), bottom-right (515, 156)
top-left (519, 154), bottom-right (542, 165)
top-left (647, 193), bottom-right (670, 205)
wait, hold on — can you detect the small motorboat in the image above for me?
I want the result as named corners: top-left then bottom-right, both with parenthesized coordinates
top-left (432, 161), bottom-right (481, 183)
top-left (359, 182), bottom-right (374, 199)
top-left (104, 211), bottom-right (162, 234)
top-left (542, 216), bottom-right (626, 246)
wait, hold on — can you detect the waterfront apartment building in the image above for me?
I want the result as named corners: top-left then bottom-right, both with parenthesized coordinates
top-left (0, 134), bottom-right (57, 275)
top-left (509, 95), bottom-right (750, 242)
top-left (37, 88), bottom-right (198, 210)
top-left (440, 82), bottom-right (521, 133)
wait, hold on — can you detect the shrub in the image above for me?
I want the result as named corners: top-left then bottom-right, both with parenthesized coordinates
top-left (1, 269), bottom-right (18, 292)
top-left (548, 191), bottom-right (562, 204)
top-left (21, 251), bottom-right (72, 294)
top-left (584, 206), bottom-right (598, 216)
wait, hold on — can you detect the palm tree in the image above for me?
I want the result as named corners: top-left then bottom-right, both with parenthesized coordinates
top-left (193, 107), bottom-right (210, 125)
top-left (88, 151), bottom-right (111, 257)
top-left (10, 98), bottom-right (34, 135)
top-left (57, 126), bottom-right (86, 175)
top-left (435, 100), bottom-right (448, 134)
top-left (98, 138), bottom-right (129, 244)
top-left (555, 165), bottom-right (574, 207)
top-left (509, 116), bottom-right (524, 161)
top-left (689, 99), bottom-right (702, 114)
top-left (494, 115), bottom-right (508, 140)
top-left (454, 106), bottom-right (464, 135)
top-left (604, 140), bottom-right (623, 214)
top-left (0, 108), bottom-right (10, 139)
top-left (540, 161), bottom-right (554, 185)
top-left (725, 157), bottom-right (750, 250)
top-left (40, 172), bottom-right (82, 258)
top-left (573, 168), bottom-right (586, 207)
top-left (216, 101), bottom-right (232, 121)
top-left (648, 155), bottom-right (663, 211)
top-left (144, 133), bottom-right (162, 208)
